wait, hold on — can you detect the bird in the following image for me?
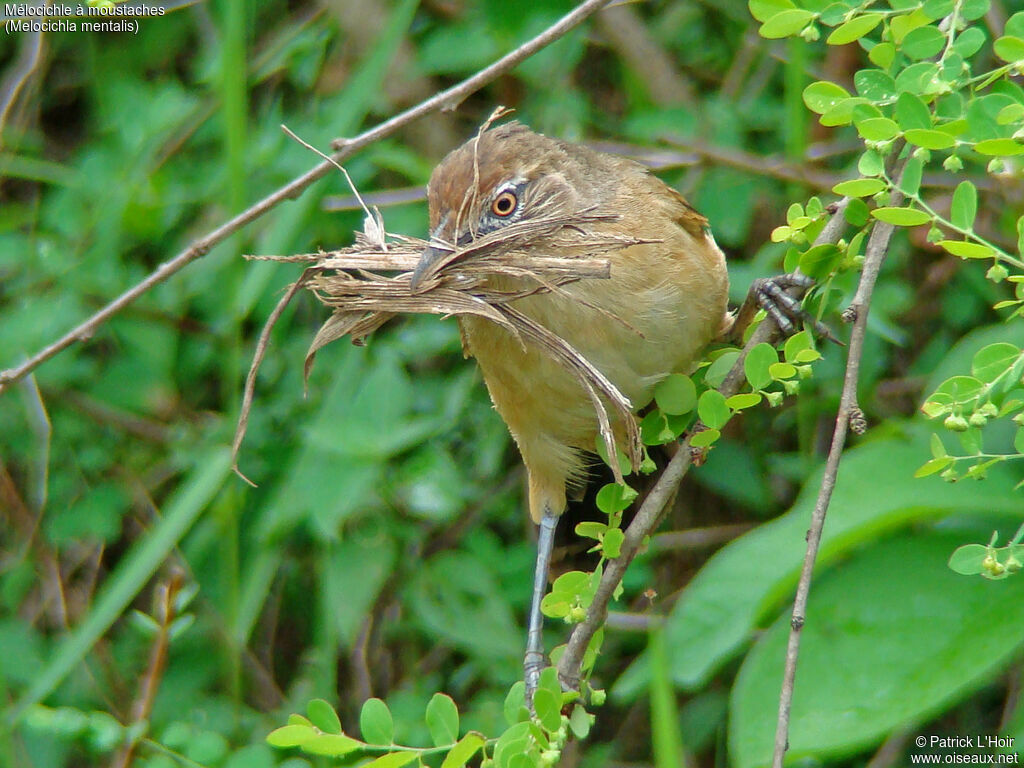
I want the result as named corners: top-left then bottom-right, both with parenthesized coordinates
top-left (411, 121), bottom-right (731, 697)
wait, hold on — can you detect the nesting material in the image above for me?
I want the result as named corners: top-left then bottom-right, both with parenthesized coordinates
top-left (233, 209), bottom-right (654, 485)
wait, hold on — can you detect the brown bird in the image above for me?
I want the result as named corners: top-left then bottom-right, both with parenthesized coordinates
top-left (412, 121), bottom-right (730, 695)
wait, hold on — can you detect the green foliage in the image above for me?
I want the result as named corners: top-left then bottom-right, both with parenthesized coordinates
top-left (5, 0), bottom-right (1024, 767)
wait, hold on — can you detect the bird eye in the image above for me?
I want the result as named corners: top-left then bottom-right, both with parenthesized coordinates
top-left (491, 190), bottom-right (518, 217)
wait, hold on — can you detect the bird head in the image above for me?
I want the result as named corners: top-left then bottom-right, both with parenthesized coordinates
top-left (411, 122), bottom-right (610, 289)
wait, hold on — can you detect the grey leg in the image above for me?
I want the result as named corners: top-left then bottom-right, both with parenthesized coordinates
top-left (524, 510), bottom-right (558, 704)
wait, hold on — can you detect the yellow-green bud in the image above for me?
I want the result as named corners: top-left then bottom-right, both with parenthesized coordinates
top-left (944, 414), bottom-right (969, 432)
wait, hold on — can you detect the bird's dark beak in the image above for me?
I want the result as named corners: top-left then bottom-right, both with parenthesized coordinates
top-left (410, 243), bottom-right (451, 292)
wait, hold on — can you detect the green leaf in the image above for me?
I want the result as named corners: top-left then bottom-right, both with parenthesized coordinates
top-left (903, 128), bottom-right (956, 150)
top-left (798, 243), bottom-right (842, 279)
top-left (855, 117), bottom-right (899, 141)
top-left (441, 734), bottom-right (486, 768)
top-left (831, 178), bottom-right (886, 197)
top-left (425, 693), bottom-right (460, 747)
top-left (729, 534), bottom-right (1024, 767)
top-left (868, 41), bottom-right (896, 69)
top-left (854, 69), bottom-right (897, 102)
top-left (826, 13), bottom-right (882, 45)
top-left (532, 688), bottom-right (562, 733)
top-left (365, 753), bottom-right (419, 768)
top-left (759, 9), bottom-right (815, 38)
top-left (503, 682), bottom-right (528, 726)
top-left (974, 138), bottom-right (1024, 156)
top-left (654, 374), bottom-right (697, 415)
top-left (301, 733), bottom-right (366, 757)
top-left (997, 103), bottom-right (1024, 125)
top-left (895, 61), bottom-right (940, 94)
top-left (1008, 11), bottom-right (1024, 37)
top-left (596, 482), bottom-right (638, 514)
top-left (898, 156), bottom-right (923, 197)
top-left (845, 198), bottom-right (871, 226)
top-left (821, 96), bottom-right (870, 126)
top-left (913, 456), bottom-right (954, 478)
top-left (308, 699), bottom-right (342, 735)
top-left (803, 81), bottom-right (851, 114)
top-left (690, 428), bottom-right (721, 448)
top-left (901, 24), bottom-right (945, 59)
top-left (704, 350), bottom-right (740, 388)
top-left (857, 149), bottom-right (885, 177)
top-left (744, 343), bottom-right (779, 391)
top-left (971, 342), bottom-right (1021, 382)
top-left (871, 207), bottom-right (932, 226)
top-left (895, 92), bottom-right (932, 131)
top-left (726, 393), bottom-right (763, 410)
top-left (783, 331), bottom-right (816, 363)
top-left (698, 390), bottom-right (731, 430)
top-left (922, 0), bottom-right (954, 19)
top-left (267, 724), bottom-right (315, 748)
top-left (953, 26), bottom-right (986, 57)
top-left (360, 698), bottom-right (394, 746)
top-left (937, 240), bottom-right (994, 259)
top-left (602, 527), bottom-right (625, 558)
top-left (949, 181), bottom-right (978, 231)
top-left (748, 0), bottom-right (796, 23)
top-left (994, 35), bottom-right (1024, 63)
top-left (769, 362), bottom-right (797, 380)
top-left (947, 544), bottom-right (989, 575)
top-left (575, 521), bottom-right (608, 540)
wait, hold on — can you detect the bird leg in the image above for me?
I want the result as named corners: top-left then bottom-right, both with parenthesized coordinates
top-left (524, 510), bottom-right (558, 706)
top-left (726, 272), bottom-right (840, 345)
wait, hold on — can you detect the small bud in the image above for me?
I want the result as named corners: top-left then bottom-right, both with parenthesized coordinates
top-left (797, 365), bottom-right (814, 380)
top-left (987, 158), bottom-right (1005, 174)
top-left (590, 688), bottom-right (607, 706)
top-left (982, 554), bottom-right (1005, 576)
top-left (540, 750), bottom-right (560, 766)
top-left (783, 379), bottom-right (800, 396)
top-left (1005, 554), bottom-right (1022, 573)
top-left (944, 414), bottom-right (969, 432)
top-left (943, 154), bottom-right (963, 173)
top-left (765, 391), bottom-right (784, 407)
top-left (926, 225), bottom-right (944, 244)
top-left (913, 147), bottom-right (932, 163)
top-left (977, 403), bottom-right (998, 418)
top-left (968, 412), bottom-right (988, 428)
top-left (940, 467), bottom-right (958, 482)
top-left (987, 263), bottom-right (1009, 283)
top-left (568, 605), bottom-right (587, 624)
top-left (800, 23), bottom-right (820, 41)
top-left (1014, 413), bottom-right (1024, 426)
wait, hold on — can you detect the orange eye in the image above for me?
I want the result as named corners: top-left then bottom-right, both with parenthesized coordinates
top-left (491, 190), bottom-right (518, 217)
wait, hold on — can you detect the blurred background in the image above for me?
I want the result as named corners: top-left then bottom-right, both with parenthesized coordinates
top-left (1, 1), bottom-right (1023, 766)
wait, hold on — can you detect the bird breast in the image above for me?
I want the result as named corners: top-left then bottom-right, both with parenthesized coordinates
top-left (459, 215), bottom-right (727, 501)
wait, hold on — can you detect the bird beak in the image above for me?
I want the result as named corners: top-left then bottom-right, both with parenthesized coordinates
top-left (410, 242), bottom-right (451, 292)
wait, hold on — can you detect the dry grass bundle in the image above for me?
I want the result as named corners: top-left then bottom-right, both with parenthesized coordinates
top-left (232, 210), bottom-right (654, 486)
top-left (232, 111), bottom-right (653, 485)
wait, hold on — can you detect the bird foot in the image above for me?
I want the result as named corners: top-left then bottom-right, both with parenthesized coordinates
top-left (729, 272), bottom-right (840, 345)
top-left (524, 652), bottom-right (546, 710)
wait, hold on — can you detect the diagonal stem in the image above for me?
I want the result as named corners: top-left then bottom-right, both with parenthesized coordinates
top-left (770, 162), bottom-right (906, 767)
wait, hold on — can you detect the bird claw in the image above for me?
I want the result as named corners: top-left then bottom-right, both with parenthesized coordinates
top-left (524, 653), bottom-right (546, 708)
top-left (742, 272), bottom-right (841, 346)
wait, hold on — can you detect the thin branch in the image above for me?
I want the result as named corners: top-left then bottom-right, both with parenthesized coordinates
top-left (0, 0), bottom-right (616, 395)
top-left (109, 570), bottom-right (183, 768)
top-left (770, 162), bottom-right (906, 768)
top-left (556, 200), bottom-right (851, 690)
